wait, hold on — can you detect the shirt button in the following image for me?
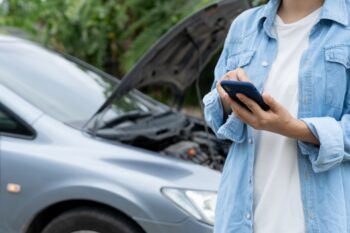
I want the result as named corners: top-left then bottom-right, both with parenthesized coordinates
top-left (261, 61), bottom-right (269, 67)
top-left (246, 213), bottom-right (251, 220)
top-left (248, 138), bottom-right (253, 144)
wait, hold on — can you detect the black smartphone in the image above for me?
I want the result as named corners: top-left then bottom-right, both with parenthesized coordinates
top-left (220, 80), bottom-right (270, 111)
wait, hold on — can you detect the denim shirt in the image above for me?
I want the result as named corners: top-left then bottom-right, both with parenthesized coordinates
top-left (203, 0), bottom-right (350, 232)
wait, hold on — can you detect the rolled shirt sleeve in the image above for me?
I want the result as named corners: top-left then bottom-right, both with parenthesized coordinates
top-left (202, 20), bottom-right (247, 143)
top-left (299, 116), bottom-right (350, 173)
top-left (203, 89), bottom-right (246, 143)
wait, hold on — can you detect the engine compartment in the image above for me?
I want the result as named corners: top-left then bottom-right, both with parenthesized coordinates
top-left (96, 111), bottom-right (230, 171)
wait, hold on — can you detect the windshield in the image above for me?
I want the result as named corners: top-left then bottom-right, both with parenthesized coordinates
top-left (0, 38), bottom-right (160, 124)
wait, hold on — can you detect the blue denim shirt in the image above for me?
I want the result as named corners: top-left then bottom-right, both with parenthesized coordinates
top-left (203, 0), bottom-right (350, 232)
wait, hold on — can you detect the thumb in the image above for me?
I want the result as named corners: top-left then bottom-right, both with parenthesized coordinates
top-left (262, 93), bottom-right (279, 111)
top-left (236, 68), bottom-right (252, 83)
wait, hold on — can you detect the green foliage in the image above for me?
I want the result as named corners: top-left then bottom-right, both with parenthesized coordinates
top-left (252, 0), bottom-right (268, 7)
top-left (0, 0), bottom-right (215, 76)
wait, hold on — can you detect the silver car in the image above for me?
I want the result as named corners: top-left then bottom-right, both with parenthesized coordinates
top-left (0, 1), bottom-right (250, 232)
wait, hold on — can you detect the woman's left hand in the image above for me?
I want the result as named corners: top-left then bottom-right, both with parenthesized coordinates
top-left (230, 93), bottom-right (319, 145)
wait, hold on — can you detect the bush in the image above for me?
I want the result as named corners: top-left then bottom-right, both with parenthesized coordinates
top-left (0, 0), bottom-right (216, 76)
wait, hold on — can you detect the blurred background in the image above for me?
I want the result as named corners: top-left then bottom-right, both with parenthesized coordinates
top-left (0, 0), bottom-right (267, 115)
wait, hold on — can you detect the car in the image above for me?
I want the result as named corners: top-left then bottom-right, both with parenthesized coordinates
top-left (0, 0), bottom-right (251, 232)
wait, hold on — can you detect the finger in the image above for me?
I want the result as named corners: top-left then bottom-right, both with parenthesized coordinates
top-left (216, 71), bottom-right (237, 97)
top-left (231, 100), bottom-right (246, 115)
top-left (236, 93), bottom-right (264, 117)
top-left (216, 71), bottom-right (234, 95)
top-left (235, 68), bottom-right (252, 83)
top-left (262, 93), bottom-right (279, 111)
top-left (216, 80), bottom-right (237, 110)
top-left (221, 70), bottom-right (239, 81)
top-left (230, 100), bottom-right (255, 124)
top-left (216, 69), bottom-right (241, 96)
top-left (216, 80), bottom-right (228, 97)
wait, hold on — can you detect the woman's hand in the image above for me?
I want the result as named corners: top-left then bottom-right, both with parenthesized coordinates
top-left (232, 93), bottom-right (294, 133)
top-left (216, 68), bottom-right (252, 116)
top-left (216, 68), bottom-right (319, 144)
top-left (231, 93), bottom-right (320, 145)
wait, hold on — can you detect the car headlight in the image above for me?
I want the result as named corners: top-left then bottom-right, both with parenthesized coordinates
top-left (161, 187), bottom-right (217, 225)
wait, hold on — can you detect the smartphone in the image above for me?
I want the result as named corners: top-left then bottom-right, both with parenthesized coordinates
top-left (220, 80), bottom-right (270, 111)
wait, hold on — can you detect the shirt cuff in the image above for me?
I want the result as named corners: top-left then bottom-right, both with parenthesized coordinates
top-left (203, 89), bottom-right (245, 143)
top-left (299, 117), bottom-right (344, 173)
top-left (203, 89), bottom-right (224, 132)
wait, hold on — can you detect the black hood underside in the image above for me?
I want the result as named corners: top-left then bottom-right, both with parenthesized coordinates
top-left (94, 0), bottom-right (251, 116)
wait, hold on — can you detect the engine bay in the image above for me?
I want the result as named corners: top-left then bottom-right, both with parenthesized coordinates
top-left (96, 111), bottom-right (230, 171)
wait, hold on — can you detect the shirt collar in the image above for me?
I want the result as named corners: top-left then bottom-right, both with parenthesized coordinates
top-left (258, 0), bottom-right (348, 37)
top-left (320, 0), bottom-right (348, 26)
top-left (257, 0), bottom-right (279, 38)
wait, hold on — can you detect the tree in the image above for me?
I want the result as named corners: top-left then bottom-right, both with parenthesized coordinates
top-left (0, 0), bottom-right (215, 76)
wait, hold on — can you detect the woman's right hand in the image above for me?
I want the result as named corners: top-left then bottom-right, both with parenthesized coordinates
top-left (216, 68), bottom-right (252, 117)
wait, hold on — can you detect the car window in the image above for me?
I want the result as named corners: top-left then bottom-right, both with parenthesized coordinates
top-left (0, 105), bottom-right (34, 138)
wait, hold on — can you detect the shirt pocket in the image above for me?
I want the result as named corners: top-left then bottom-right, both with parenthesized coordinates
top-left (226, 50), bottom-right (255, 72)
top-left (324, 45), bottom-right (350, 109)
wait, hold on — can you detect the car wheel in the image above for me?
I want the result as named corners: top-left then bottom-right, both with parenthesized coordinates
top-left (41, 207), bottom-right (143, 233)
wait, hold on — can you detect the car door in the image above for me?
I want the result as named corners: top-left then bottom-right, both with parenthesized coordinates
top-left (0, 103), bottom-right (35, 233)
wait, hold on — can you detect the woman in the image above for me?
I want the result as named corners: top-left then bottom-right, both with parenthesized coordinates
top-left (203, 0), bottom-right (350, 232)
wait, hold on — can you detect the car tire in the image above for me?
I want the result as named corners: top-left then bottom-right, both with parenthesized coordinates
top-left (41, 207), bottom-right (143, 233)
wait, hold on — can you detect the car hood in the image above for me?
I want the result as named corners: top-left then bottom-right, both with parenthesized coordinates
top-left (94, 0), bottom-right (251, 116)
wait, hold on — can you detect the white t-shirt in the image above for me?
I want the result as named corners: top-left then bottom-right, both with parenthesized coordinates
top-left (253, 8), bottom-right (322, 233)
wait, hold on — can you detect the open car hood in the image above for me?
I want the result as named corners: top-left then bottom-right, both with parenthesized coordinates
top-left (94, 0), bottom-right (251, 116)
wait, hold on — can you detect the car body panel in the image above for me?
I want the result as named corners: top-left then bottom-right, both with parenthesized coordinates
top-left (0, 1), bottom-right (252, 232)
top-left (0, 86), bottom-right (221, 232)
top-left (0, 84), bottom-right (43, 125)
